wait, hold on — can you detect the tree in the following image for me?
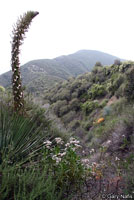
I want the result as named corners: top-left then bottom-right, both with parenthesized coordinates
top-left (124, 68), bottom-right (134, 100)
top-left (95, 61), bottom-right (102, 67)
top-left (114, 59), bottom-right (121, 66)
top-left (11, 11), bottom-right (39, 114)
top-left (0, 85), bottom-right (5, 92)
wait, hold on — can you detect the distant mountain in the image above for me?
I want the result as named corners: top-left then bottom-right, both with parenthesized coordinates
top-left (0, 50), bottom-right (124, 93)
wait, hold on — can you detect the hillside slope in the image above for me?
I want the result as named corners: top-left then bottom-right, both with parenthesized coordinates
top-left (43, 60), bottom-right (134, 194)
top-left (43, 60), bottom-right (133, 136)
top-left (0, 50), bottom-right (123, 93)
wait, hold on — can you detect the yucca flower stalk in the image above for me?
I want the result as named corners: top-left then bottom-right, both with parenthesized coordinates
top-left (11, 11), bottom-right (39, 114)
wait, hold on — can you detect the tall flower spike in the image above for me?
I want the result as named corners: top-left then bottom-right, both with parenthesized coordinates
top-left (11, 11), bottom-right (39, 114)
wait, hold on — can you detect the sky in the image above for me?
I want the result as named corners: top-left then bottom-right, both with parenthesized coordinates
top-left (0, 0), bottom-right (134, 75)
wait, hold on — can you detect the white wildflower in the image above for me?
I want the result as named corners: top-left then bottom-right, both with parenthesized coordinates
top-left (81, 159), bottom-right (91, 169)
top-left (52, 155), bottom-right (61, 164)
top-left (81, 159), bottom-right (90, 164)
top-left (72, 147), bottom-right (76, 151)
top-left (70, 137), bottom-right (75, 141)
top-left (69, 137), bottom-right (80, 144)
top-left (107, 140), bottom-right (111, 144)
top-left (92, 162), bottom-right (97, 166)
top-left (56, 157), bottom-right (61, 164)
top-left (75, 144), bottom-right (82, 149)
top-left (115, 157), bottom-right (120, 161)
top-left (58, 152), bottom-right (66, 157)
top-left (44, 140), bottom-right (52, 145)
top-left (70, 140), bottom-right (80, 144)
top-left (65, 143), bottom-right (70, 147)
top-left (55, 137), bottom-right (64, 145)
top-left (90, 148), bottom-right (95, 154)
top-left (52, 155), bottom-right (57, 160)
top-left (44, 140), bottom-right (52, 149)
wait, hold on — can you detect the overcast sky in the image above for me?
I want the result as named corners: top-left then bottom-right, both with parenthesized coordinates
top-left (0, 0), bottom-right (134, 74)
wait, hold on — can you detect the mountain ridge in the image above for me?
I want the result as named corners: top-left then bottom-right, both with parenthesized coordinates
top-left (0, 50), bottom-right (124, 93)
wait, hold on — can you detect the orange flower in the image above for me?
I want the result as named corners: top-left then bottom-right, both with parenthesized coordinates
top-left (97, 117), bottom-right (104, 124)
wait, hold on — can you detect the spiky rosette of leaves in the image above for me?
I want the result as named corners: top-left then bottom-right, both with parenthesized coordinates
top-left (11, 11), bottom-right (39, 113)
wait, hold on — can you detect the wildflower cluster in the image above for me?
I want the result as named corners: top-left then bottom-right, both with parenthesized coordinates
top-left (65, 137), bottom-right (82, 151)
top-left (89, 148), bottom-right (95, 154)
top-left (81, 158), bottom-right (91, 169)
top-left (43, 137), bottom-right (82, 165)
top-left (81, 159), bottom-right (103, 180)
top-left (43, 140), bottom-right (52, 149)
top-left (42, 136), bottom-right (86, 190)
top-left (55, 137), bottom-right (64, 145)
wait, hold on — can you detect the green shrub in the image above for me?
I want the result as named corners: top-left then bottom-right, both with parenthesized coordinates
top-left (114, 59), bottom-right (121, 66)
top-left (0, 103), bottom-right (49, 165)
top-left (1, 135), bottom-right (87, 200)
top-left (69, 98), bottom-right (80, 111)
top-left (121, 154), bottom-right (134, 194)
top-left (81, 100), bottom-right (99, 115)
top-left (1, 163), bottom-right (59, 200)
top-left (62, 111), bottom-right (76, 124)
top-left (79, 93), bottom-right (89, 102)
top-left (52, 100), bottom-right (67, 116)
top-left (68, 120), bottom-right (80, 131)
top-left (59, 105), bottom-right (69, 117)
top-left (99, 99), bottom-right (108, 108)
top-left (92, 66), bottom-right (98, 74)
top-left (124, 67), bottom-right (134, 100)
top-left (82, 121), bottom-right (93, 131)
top-left (115, 83), bottom-right (126, 98)
top-left (71, 91), bottom-right (78, 98)
top-left (114, 74), bottom-right (124, 88)
top-left (0, 85), bottom-right (5, 93)
top-left (58, 89), bottom-right (71, 101)
top-left (70, 79), bottom-right (82, 91)
top-left (88, 84), bottom-right (106, 99)
top-left (108, 74), bottom-right (125, 96)
top-left (102, 106), bottom-right (112, 116)
top-left (95, 61), bottom-right (102, 67)
top-left (104, 66), bottom-right (112, 76)
top-left (75, 127), bottom-right (87, 138)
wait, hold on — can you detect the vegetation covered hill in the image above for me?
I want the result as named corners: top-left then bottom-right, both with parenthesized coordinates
top-left (1, 10), bottom-right (133, 199)
top-left (42, 61), bottom-right (134, 195)
top-left (43, 60), bottom-right (134, 138)
top-left (0, 50), bottom-right (122, 94)
top-left (1, 61), bottom-right (134, 198)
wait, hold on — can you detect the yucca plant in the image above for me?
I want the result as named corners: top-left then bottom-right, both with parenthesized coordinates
top-left (0, 103), bottom-right (50, 165)
top-left (11, 11), bottom-right (39, 114)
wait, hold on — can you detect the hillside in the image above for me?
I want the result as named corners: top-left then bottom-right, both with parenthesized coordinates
top-left (42, 61), bottom-right (134, 195)
top-left (43, 60), bottom-right (134, 132)
top-left (0, 50), bottom-right (123, 93)
top-left (1, 60), bottom-right (134, 198)
top-left (43, 60), bottom-right (134, 137)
